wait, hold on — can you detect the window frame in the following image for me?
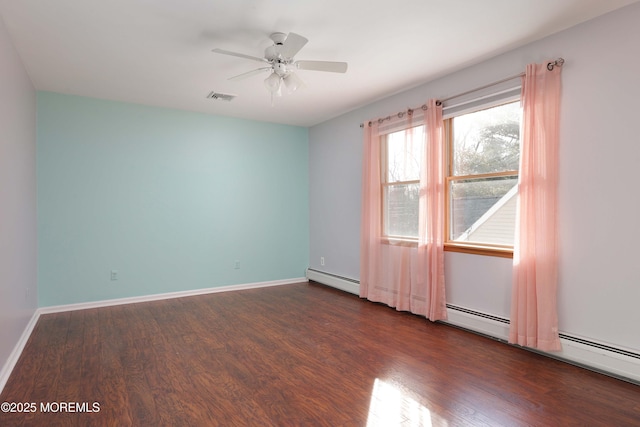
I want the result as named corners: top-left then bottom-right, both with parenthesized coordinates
top-left (443, 99), bottom-right (521, 258)
top-left (379, 127), bottom-right (423, 244)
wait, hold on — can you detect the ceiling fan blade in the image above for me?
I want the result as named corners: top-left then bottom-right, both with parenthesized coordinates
top-left (295, 60), bottom-right (348, 73)
top-left (228, 67), bottom-right (272, 81)
top-left (212, 48), bottom-right (268, 63)
top-left (279, 32), bottom-right (308, 59)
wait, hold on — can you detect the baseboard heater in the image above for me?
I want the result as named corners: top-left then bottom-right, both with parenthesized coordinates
top-left (306, 268), bottom-right (360, 295)
top-left (306, 268), bottom-right (640, 385)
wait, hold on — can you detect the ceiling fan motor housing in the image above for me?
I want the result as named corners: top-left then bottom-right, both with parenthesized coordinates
top-left (273, 61), bottom-right (288, 76)
top-left (265, 33), bottom-right (289, 61)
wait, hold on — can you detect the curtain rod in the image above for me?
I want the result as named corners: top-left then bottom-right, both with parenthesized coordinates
top-left (359, 58), bottom-right (564, 128)
top-left (359, 104), bottom-right (429, 128)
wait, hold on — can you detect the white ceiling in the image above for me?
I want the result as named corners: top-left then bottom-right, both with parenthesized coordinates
top-left (1, 0), bottom-right (638, 127)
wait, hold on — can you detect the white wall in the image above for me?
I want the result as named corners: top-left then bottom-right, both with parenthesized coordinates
top-left (0, 16), bottom-right (38, 376)
top-left (309, 3), bottom-right (640, 353)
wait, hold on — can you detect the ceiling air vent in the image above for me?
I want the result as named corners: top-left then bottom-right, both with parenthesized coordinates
top-left (207, 91), bottom-right (236, 102)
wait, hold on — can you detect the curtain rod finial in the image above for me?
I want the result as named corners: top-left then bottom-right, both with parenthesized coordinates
top-left (547, 58), bottom-right (565, 71)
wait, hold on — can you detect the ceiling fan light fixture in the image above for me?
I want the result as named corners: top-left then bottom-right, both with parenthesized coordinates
top-left (264, 72), bottom-right (282, 95)
top-left (283, 72), bottom-right (304, 94)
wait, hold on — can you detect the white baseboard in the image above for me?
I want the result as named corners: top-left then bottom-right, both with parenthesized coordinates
top-left (39, 277), bottom-right (307, 314)
top-left (0, 277), bottom-right (307, 395)
top-left (0, 310), bottom-right (40, 394)
top-left (306, 268), bottom-right (360, 295)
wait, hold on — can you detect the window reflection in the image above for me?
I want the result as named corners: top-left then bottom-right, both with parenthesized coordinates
top-left (367, 378), bottom-right (445, 427)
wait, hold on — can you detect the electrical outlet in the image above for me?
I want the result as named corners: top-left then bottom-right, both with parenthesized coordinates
top-left (320, 257), bottom-right (325, 266)
top-left (110, 270), bottom-right (119, 281)
top-left (234, 260), bottom-right (240, 270)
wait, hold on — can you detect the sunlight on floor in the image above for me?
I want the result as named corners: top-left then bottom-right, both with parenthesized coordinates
top-left (366, 378), bottom-right (446, 427)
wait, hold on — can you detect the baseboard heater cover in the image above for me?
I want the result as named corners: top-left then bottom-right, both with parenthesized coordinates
top-left (443, 304), bottom-right (640, 385)
top-left (306, 268), bottom-right (360, 295)
top-left (305, 268), bottom-right (640, 385)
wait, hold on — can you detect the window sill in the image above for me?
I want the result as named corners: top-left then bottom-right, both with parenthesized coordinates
top-left (444, 243), bottom-right (513, 258)
top-left (381, 237), bottom-right (418, 247)
top-left (379, 239), bottom-right (514, 258)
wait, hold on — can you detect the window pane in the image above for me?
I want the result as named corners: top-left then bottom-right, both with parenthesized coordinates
top-left (386, 126), bottom-right (424, 183)
top-left (383, 183), bottom-right (420, 238)
top-left (453, 102), bottom-right (520, 176)
top-left (450, 176), bottom-right (518, 245)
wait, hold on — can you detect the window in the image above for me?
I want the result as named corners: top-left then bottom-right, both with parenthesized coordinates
top-left (381, 125), bottom-right (424, 241)
top-left (377, 100), bottom-right (521, 256)
top-left (445, 101), bottom-right (521, 256)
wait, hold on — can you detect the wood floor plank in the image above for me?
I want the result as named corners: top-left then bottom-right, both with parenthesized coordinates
top-left (78, 309), bottom-right (105, 426)
top-left (1, 282), bottom-right (639, 426)
top-left (51, 309), bottom-right (85, 426)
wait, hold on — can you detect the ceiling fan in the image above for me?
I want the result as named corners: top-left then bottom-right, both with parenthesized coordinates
top-left (212, 32), bottom-right (348, 102)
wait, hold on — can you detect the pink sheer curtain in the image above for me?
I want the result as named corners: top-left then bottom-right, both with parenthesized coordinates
top-left (421, 99), bottom-right (447, 320)
top-left (509, 62), bottom-right (562, 351)
top-left (360, 100), bottom-right (447, 321)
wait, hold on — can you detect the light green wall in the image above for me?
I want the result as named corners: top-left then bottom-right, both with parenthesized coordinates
top-left (37, 92), bottom-right (309, 306)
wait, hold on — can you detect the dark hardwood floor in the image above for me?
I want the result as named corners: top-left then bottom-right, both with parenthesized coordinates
top-left (1, 282), bottom-right (639, 426)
